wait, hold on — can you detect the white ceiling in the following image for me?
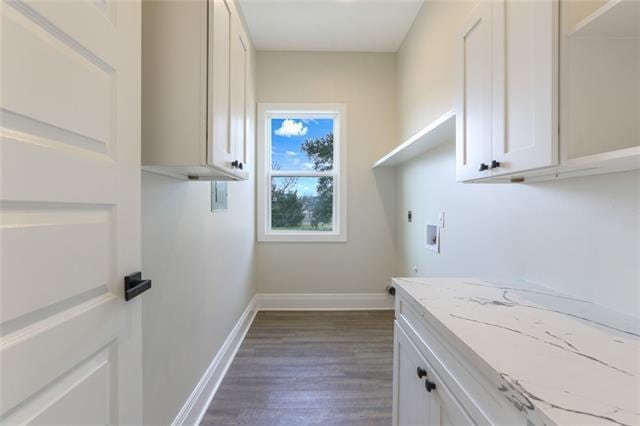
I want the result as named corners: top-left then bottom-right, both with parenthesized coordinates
top-left (236, 0), bottom-right (424, 52)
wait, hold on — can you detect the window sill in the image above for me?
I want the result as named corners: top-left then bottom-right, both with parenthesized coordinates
top-left (258, 232), bottom-right (347, 243)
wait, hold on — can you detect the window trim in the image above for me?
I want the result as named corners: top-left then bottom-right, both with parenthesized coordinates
top-left (257, 103), bottom-right (347, 243)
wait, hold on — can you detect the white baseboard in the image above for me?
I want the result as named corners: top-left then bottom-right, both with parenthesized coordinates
top-left (172, 292), bottom-right (393, 425)
top-left (255, 293), bottom-right (394, 311)
top-left (172, 295), bottom-right (258, 426)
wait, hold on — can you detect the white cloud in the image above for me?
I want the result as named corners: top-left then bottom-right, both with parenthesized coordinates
top-left (274, 119), bottom-right (308, 137)
top-left (303, 162), bottom-right (314, 169)
top-left (286, 150), bottom-right (297, 157)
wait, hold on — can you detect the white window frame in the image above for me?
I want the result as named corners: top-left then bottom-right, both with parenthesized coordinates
top-left (257, 103), bottom-right (347, 242)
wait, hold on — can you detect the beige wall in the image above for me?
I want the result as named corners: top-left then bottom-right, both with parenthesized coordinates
top-left (395, 1), bottom-right (640, 317)
top-left (141, 46), bottom-right (257, 425)
top-left (397, 1), bottom-right (475, 141)
top-left (255, 51), bottom-right (398, 294)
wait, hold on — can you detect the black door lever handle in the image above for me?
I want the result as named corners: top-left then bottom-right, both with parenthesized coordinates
top-left (124, 272), bottom-right (152, 301)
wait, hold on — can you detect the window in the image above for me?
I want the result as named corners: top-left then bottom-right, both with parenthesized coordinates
top-left (257, 103), bottom-right (347, 242)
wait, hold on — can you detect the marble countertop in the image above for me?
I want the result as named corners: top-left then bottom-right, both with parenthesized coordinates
top-left (392, 277), bottom-right (640, 426)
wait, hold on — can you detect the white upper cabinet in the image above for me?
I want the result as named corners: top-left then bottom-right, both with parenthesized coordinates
top-left (560, 0), bottom-right (640, 169)
top-left (491, 0), bottom-right (558, 177)
top-left (230, 13), bottom-right (248, 168)
top-left (456, 2), bottom-right (494, 181)
top-left (208, 0), bottom-right (233, 172)
top-left (457, 0), bottom-right (558, 182)
top-left (143, 0), bottom-right (251, 181)
top-left (457, 0), bottom-right (639, 183)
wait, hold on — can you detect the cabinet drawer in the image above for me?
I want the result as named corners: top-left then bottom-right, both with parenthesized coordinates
top-left (395, 291), bottom-right (525, 425)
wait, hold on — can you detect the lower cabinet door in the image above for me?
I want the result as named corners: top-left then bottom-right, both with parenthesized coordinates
top-left (393, 322), bottom-right (474, 426)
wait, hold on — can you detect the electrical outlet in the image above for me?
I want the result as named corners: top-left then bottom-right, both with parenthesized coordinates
top-left (439, 211), bottom-right (445, 228)
top-left (412, 266), bottom-right (418, 273)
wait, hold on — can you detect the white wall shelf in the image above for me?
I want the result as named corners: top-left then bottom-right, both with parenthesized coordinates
top-left (563, 146), bottom-right (640, 171)
top-left (569, 0), bottom-right (640, 38)
top-left (373, 110), bottom-right (455, 168)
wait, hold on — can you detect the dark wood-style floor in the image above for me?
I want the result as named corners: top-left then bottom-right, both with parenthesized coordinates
top-left (202, 310), bottom-right (395, 426)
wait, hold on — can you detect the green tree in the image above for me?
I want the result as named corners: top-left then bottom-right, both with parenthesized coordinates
top-left (301, 133), bottom-right (333, 172)
top-left (301, 132), bottom-right (334, 228)
top-left (271, 177), bottom-right (305, 229)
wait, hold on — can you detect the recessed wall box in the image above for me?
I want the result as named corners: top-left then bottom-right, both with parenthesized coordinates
top-left (425, 224), bottom-right (440, 253)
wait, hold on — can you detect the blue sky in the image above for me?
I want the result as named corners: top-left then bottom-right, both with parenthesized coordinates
top-left (271, 118), bottom-right (333, 172)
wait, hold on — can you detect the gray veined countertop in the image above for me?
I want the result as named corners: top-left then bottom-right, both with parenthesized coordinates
top-left (392, 277), bottom-right (640, 426)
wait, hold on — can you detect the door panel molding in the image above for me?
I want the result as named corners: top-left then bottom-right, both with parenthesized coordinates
top-left (2, 347), bottom-right (112, 424)
top-left (1, 294), bottom-right (123, 414)
top-left (1, 0), bottom-right (142, 422)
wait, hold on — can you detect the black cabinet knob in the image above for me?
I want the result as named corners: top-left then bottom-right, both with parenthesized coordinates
top-left (238, 162), bottom-right (243, 170)
top-left (425, 379), bottom-right (437, 392)
top-left (231, 160), bottom-right (239, 168)
top-left (490, 160), bottom-right (501, 169)
top-left (417, 367), bottom-right (427, 379)
top-left (479, 163), bottom-right (489, 172)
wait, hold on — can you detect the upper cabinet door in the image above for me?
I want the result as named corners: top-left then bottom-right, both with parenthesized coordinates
top-left (208, 0), bottom-right (233, 169)
top-left (456, 2), bottom-right (494, 182)
top-left (230, 13), bottom-right (248, 169)
top-left (490, 0), bottom-right (558, 176)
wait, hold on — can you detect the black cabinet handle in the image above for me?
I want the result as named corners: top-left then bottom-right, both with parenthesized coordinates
top-left (490, 160), bottom-right (501, 169)
top-left (124, 272), bottom-right (152, 301)
top-left (425, 379), bottom-right (437, 392)
top-left (417, 367), bottom-right (427, 379)
top-left (231, 160), bottom-right (239, 168)
top-left (238, 162), bottom-right (243, 170)
top-left (479, 163), bottom-right (489, 172)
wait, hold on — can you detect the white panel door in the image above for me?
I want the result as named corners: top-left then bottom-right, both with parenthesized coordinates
top-left (491, 0), bottom-right (558, 176)
top-left (456, 1), bottom-right (494, 182)
top-left (1, 0), bottom-right (142, 424)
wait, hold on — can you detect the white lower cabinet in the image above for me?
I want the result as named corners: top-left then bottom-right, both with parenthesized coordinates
top-left (393, 290), bottom-right (526, 426)
top-left (393, 323), bottom-right (473, 426)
